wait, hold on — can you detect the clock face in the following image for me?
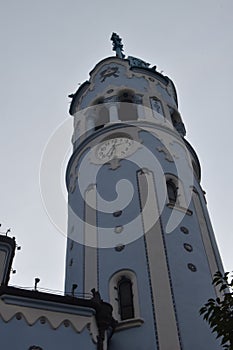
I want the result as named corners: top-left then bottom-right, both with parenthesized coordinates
top-left (96, 137), bottom-right (134, 161)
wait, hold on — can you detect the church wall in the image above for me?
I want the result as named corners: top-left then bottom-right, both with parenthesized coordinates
top-left (0, 317), bottom-right (96, 349)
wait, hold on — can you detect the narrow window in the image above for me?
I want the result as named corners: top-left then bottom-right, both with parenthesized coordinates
top-left (166, 179), bottom-right (177, 204)
top-left (150, 97), bottom-right (164, 117)
top-left (109, 270), bottom-right (140, 322)
top-left (118, 276), bottom-right (134, 320)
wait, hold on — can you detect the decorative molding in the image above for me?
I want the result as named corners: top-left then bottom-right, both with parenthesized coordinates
top-left (114, 318), bottom-right (144, 332)
top-left (109, 158), bottom-right (121, 170)
top-left (114, 226), bottom-right (123, 234)
top-left (100, 66), bottom-right (120, 82)
top-left (157, 146), bottom-right (174, 162)
top-left (166, 203), bottom-right (193, 216)
top-left (127, 56), bottom-right (150, 69)
top-left (0, 298), bottom-right (98, 342)
top-left (86, 183), bottom-right (96, 192)
top-left (138, 167), bottom-right (150, 175)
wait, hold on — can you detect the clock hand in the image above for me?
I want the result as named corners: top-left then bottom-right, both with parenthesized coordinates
top-left (106, 144), bottom-right (116, 157)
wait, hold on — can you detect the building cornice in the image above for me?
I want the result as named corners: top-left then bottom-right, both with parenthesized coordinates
top-left (0, 285), bottom-right (98, 340)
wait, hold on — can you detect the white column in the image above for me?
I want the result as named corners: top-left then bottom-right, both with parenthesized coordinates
top-left (109, 104), bottom-right (119, 123)
top-left (138, 170), bottom-right (181, 350)
top-left (137, 104), bottom-right (145, 120)
top-left (86, 114), bottom-right (95, 132)
top-left (84, 184), bottom-right (98, 294)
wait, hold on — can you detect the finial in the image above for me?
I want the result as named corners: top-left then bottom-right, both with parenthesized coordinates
top-left (111, 33), bottom-right (125, 59)
top-left (34, 277), bottom-right (40, 291)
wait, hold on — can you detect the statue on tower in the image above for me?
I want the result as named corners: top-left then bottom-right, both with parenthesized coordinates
top-left (111, 32), bottom-right (125, 59)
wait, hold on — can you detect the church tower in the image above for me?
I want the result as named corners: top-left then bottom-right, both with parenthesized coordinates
top-left (65, 34), bottom-right (224, 349)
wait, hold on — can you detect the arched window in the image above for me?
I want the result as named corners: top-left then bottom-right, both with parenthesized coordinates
top-left (165, 175), bottom-right (188, 210)
top-left (166, 179), bottom-right (177, 204)
top-left (109, 270), bottom-right (141, 325)
top-left (118, 276), bottom-right (134, 320)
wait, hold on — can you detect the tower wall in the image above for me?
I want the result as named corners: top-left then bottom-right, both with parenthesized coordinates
top-left (65, 57), bottom-right (224, 349)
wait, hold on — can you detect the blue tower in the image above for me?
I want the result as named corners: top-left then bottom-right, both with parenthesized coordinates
top-left (65, 34), bottom-right (224, 350)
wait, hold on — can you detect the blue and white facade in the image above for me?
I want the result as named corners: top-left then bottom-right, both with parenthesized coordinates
top-left (0, 285), bottom-right (99, 350)
top-left (65, 48), bottom-right (224, 349)
top-left (0, 37), bottom-right (224, 350)
top-left (0, 232), bottom-right (113, 350)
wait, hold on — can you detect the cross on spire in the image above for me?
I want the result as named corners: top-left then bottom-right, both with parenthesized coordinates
top-left (111, 32), bottom-right (125, 59)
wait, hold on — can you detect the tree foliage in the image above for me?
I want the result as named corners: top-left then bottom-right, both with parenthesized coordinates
top-left (200, 271), bottom-right (233, 349)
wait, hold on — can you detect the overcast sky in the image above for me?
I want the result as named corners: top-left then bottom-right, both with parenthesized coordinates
top-left (0, 0), bottom-right (232, 292)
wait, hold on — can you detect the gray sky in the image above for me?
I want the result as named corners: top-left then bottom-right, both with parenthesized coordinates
top-left (0, 0), bottom-right (232, 292)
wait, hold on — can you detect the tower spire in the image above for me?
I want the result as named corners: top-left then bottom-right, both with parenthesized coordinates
top-left (110, 32), bottom-right (125, 59)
